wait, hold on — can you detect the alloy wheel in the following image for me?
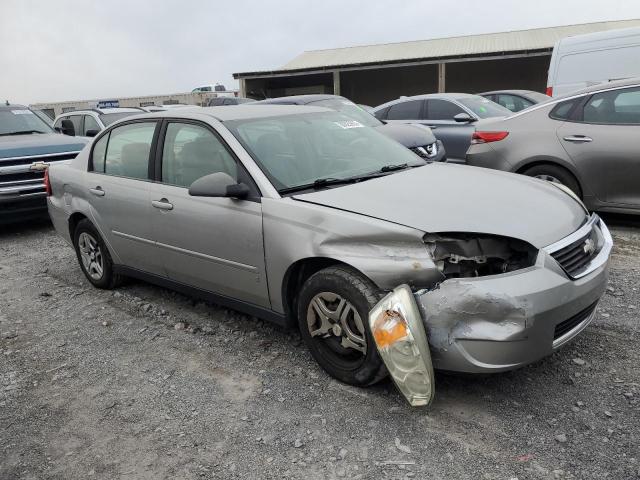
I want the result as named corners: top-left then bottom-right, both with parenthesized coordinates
top-left (78, 232), bottom-right (104, 281)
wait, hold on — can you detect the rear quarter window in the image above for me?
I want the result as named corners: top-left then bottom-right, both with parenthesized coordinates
top-left (549, 99), bottom-right (579, 121)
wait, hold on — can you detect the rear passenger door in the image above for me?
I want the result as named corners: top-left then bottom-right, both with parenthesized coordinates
top-left (86, 120), bottom-right (163, 274)
top-left (148, 120), bottom-right (270, 307)
top-left (382, 100), bottom-right (424, 125)
top-left (557, 86), bottom-right (640, 208)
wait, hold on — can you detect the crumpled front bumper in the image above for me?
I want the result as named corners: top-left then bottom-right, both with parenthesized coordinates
top-left (370, 217), bottom-right (612, 406)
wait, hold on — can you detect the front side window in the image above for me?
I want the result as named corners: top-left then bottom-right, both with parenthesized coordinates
top-left (226, 111), bottom-right (425, 191)
top-left (386, 100), bottom-right (423, 120)
top-left (83, 115), bottom-right (101, 135)
top-left (582, 87), bottom-right (640, 124)
top-left (161, 122), bottom-right (237, 188)
top-left (103, 122), bottom-right (156, 179)
top-left (426, 99), bottom-right (465, 120)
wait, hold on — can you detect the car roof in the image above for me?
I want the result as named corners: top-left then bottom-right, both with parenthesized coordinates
top-left (120, 105), bottom-right (333, 123)
top-left (256, 94), bottom-right (346, 105)
top-left (480, 89), bottom-right (542, 96)
top-left (373, 93), bottom-right (480, 110)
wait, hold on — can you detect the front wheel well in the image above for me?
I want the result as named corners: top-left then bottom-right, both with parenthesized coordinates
top-left (516, 161), bottom-right (583, 198)
top-left (282, 258), bottom-right (363, 327)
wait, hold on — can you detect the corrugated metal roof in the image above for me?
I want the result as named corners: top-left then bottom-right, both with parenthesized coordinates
top-left (235, 19), bottom-right (640, 77)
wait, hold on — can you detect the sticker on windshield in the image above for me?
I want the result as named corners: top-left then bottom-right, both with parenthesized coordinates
top-left (11, 110), bottom-right (34, 115)
top-left (334, 120), bottom-right (364, 129)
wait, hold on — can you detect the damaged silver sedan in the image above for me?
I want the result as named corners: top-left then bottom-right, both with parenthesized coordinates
top-left (46, 105), bottom-right (612, 407)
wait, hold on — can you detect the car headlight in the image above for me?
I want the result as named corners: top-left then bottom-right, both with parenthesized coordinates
top-left (369, 284), bottom-right (435, 407)
top-left (423, 233), bottom-right (538, 279)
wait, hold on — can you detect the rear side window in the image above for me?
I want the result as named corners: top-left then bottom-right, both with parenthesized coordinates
top-left (549, 99), bottom-right (579, 120)
top-left (426, 99), bottom-right (465, 120)
top-left (102, 122), bottom-right (156, 180)
top-left (386, 100), bottom-right (423, 120)
top-left (373, 106), bottom-right (390, 120)
top-left (582, 87), bottom-right (640, 124)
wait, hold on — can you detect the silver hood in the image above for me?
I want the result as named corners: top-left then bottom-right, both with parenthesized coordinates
top-left (293, 163), bottom-right (586, 248)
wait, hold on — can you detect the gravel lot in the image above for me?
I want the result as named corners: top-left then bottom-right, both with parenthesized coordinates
top-left (1, 215), bottom-right (639, 480)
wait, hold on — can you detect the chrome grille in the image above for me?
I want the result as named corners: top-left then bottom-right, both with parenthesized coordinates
top-left (411, 142), bottom-right (438, 159)
top-left (544, 214), bottom-right (612, 280)
top-left (0, 152), bottom-right (78, 197)
top-left (550, 228), bottom-right (598, 277)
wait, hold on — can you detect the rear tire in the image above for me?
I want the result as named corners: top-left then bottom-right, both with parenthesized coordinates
top-left (297, 266), bottom-right (387, 386)
top-left (73, 219), bottom-right (121, 289)
top-left (522, 164), bottom-right (581, 197)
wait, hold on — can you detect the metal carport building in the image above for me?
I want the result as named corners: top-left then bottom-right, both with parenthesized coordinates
top-left (234, 19), bottom-right (640, 106)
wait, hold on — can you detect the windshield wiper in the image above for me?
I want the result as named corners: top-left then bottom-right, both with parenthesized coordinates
top-left (279, 177), bottom-right (358, 194)
top-left (0, 130), bottom-right (46, 136)
top-left (379, 163), bottom-right (409, 172)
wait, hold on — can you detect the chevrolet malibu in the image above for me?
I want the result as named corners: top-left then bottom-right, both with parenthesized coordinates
top-left (47, 106), bottom-right (612, 406)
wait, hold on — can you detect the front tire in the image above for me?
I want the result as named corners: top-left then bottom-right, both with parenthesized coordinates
top-left (297, 266), bottom-right (387, 386)
top-left (73, 219), bottom-right (121, 289)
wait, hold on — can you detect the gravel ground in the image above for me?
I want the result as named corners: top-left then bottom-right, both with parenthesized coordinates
top-left (1, 215), bottom-right (639, 480)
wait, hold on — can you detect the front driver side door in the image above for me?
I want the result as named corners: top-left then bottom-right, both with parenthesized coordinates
top-left (148, 120), bottom-right (270, 308)
top-left (422, 99), bottom-right (474, 161)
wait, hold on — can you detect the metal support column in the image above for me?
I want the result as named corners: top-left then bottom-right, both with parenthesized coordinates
top-left (333, 71), bottom-right (341, 96)
top-left (438, 63), bottom-right (446, 93)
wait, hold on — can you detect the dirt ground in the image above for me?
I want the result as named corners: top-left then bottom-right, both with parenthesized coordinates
top-left (1, 214), bottom-right (639, 480)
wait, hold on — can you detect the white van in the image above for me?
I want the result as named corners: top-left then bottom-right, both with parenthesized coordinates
top-left (547, 26), bottom-right (640, 97)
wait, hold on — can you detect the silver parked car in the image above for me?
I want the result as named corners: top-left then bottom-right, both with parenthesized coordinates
top-left (372, 93), bottom-right (511, 161)
top-left (479, 90), bottom-right (550, 112)
top-left (467, 77), bottom-right (640, 214)
top-left (47, 105), bottom-right (612, 406)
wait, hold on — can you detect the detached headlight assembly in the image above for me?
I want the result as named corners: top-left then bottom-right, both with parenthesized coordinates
top-left (369, 285), bottom-right (435, 407)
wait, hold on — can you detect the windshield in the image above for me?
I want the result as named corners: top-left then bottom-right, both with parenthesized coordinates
top-left (99, 112), bottom-right (139, 126)
top-left (226, 111), bottom-right (424, 192)
top-left (457, 96), bottom-right (512, 118)
top-left (308, 98), bottom-right (381, 127)
top-left (0, 108), bottom-right (54, 135)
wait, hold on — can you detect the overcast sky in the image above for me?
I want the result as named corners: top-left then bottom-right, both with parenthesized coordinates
top-left (2, 0), bottom-right (640, 105)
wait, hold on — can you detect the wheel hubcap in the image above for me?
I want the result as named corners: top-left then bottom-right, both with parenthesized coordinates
top-left (307, 292), bottom-right (367, 354)
top-left (534, 174), bottom-right (563, 185)
top-left (78, 232), bottom-right (104, 280)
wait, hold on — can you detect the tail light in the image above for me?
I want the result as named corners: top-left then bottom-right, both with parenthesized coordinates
top-left (546, 86), bottom-right (553, 97)
top-left (44, 167), bottom-right (52, 196)
top-left (471, 131), bottom-right (509, 144)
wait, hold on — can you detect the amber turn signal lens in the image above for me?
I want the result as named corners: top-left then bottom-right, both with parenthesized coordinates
top-left (372, 310), bottom-right (408, 348)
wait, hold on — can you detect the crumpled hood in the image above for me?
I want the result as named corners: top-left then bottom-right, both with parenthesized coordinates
top-left (0, 133), bottom-right (87, 159)
top-left (293, 163), bottom-right (587, 248)
top-left (374, 123), bottom-right (436, 148)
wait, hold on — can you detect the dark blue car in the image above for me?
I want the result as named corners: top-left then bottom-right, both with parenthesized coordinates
top-left (0, 104), bottom-right (87, 223)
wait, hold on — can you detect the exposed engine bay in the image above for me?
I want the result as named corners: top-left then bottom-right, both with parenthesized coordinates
top-left (423, 233), bottom-right (538, 279)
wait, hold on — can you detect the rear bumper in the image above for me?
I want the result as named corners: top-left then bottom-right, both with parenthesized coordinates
top-left (47, 198), bottom-right (73, 245)
top-left (414, 220), bottom-right (612, 373)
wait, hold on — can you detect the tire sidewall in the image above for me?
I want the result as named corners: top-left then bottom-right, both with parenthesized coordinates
top-left (73, 220), bottom-right (114, 289)
top-left (297, 268), bottom-right (386, 386)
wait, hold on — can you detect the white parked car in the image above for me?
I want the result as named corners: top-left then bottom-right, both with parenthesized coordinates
top-left (54, 107), bottom-right (144, 137)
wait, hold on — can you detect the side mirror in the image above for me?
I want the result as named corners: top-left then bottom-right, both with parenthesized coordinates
top-left (60, 119), bottom-right (75, 136)
top-left (188, 172), bottom-right (250, 199)
top-left (454, 112), bottom-right (477, 123)
top-left (85, 129), bottom-right (100, 137)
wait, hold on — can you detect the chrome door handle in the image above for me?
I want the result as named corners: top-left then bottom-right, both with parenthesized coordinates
top-left (151, 199), bottom-right (173, 210)
top-left (89, 187), bottom-right (105, 197)
top-left (563, 135), bottom-right (592, 143)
